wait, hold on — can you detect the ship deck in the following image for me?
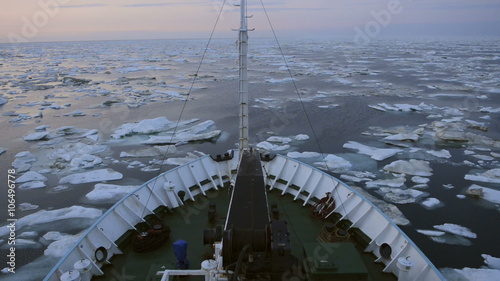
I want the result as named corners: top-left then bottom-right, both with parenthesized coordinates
top-left (93, 184), bottom-right (397, 281)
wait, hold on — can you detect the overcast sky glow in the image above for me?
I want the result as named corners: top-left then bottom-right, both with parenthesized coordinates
top-left (2, 0), bottom-right (500, 43)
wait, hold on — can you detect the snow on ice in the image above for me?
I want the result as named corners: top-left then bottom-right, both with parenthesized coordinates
top-left (44, 232), bottom-right (84, 258)
top-left (314, 154), bottom-right (352, 171)
top-left (19, 181), bottom-right (47, 189)
top-left (12, 151), bottom-right (37, 173)
top-left (267, 136), bottom-right (292, 143)
top-left (140, 120), bottom-right (221, 145)
top-left (433, 223), bottom-right (477, 239)
top-left (257, 141), bottom-right (290, 151)
top-left (384, 133), bottom-right (419, 142)
top-left (142, 130), bottom-right (221, 145)
top-left (294, 134), bottom-right (310, 141)
top-left (426, 149), bottom-right (452, 159)
top-left (467, 184), bottom-right (500, 205)
top-left (152, 151), bottom-right (207, 166)
top-left (343, 141), bottom-right (402, 161)
top-left (16, 171), bottom-right (47, 183)
top-left (287, 151), bottom-right (321, 159)
top-left (23, 131), bottom-right (50, 141)
top-left (365, 177), bottom-right (406, 189)
top-left (86, 183), bottom-right (139, 202)
top-left (112, 116), bottom-right (172, 138)
top-left (377, 188), bottom-right (427, 204)
top-left (0, 206), bottom-right (102, 237)
top-left (465, 168), bottom-right (500, 184)
top-left (383, 159), bottom-right (433, 176)
top-left (59, 168), bottom-right (123, 184)
top-left (18, 202), bottom-right (39, 211)
top-left (421, 198), bottom-right (442, 209)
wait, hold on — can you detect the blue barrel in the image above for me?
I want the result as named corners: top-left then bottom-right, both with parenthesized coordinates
top-left (172, 240), bottom-right (190, 269)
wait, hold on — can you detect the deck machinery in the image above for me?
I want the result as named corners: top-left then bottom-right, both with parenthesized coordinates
top-left (205, 150), bottom-right (298, 281)
top-left (204, 149), bottom-right (368, 281)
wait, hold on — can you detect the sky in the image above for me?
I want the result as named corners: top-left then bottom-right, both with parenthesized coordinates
top-left (1, 0), bottom-right (500, 43)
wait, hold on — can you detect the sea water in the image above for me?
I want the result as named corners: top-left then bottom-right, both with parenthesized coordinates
top-left (0, 38), bottom-right (499, 280)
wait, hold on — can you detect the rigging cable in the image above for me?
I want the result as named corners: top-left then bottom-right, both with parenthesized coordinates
top-left (258, 0), bottom-right (350, 222)
top-left (140, 0), bottom-right (228, 219)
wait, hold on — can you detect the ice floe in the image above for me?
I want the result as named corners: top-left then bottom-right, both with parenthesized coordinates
top-left (434, 223), bottom-right (477, 239)
top-left (18, 231), bottom-right (39, 239)
top-left (152, 151), bottom-right (206, 166)
top-left (16, 171), bottom-right (47, 183)
top-left (19, 181), bottom-right (47, 189)
top-left (23, 131), bottom-right (50, 141)
top-left (421, 197), bottom-right (442, 209)
top-left (69, 154), bottom-right (103, 170)
top-left (294, 134), bottom-right (310, 141)
top-left (443, 252), bottom-right (500, 279)
top-left (377, 188), bottom-right (426, 204)
top-left (112, 116), bottom-right (172, 138)
top-left (257, 141), bottom-right (290, 151)
top-left (120, 145), bottom-right (177, 158)
top-left (12, 151), bottom-right (37, 173)
top-left (442, 267), bottom-right (500, 281)
top-left (426, 149), bottom-right (452, 159)
top-left (267, 136), bottom-right (292, 143)
top-left (383, 160), bottom-right (433, 176)
top-left (411, 176), bottom-right (430, 185)
top-left (384, 133), bottom-right (419, 142)
top-left (467, 184), bottom-right (500, 205)
top-left (40, 142), bottom-right (109, 172)
top-left (59, 168), bottom-right (123, 184)
top-left (318, 104), bottom-right (340, 109)
top-left (0, 206), bottom-right (102, 237)
top-left (465, 168), bottom-right (500, 184)
top-left (287, 151), bottom-right (321, 159)
top-left (340, 171), bottom-right (377, 183)
top-left (479, 107), bottom-right (500, 114)
top-left (435, 130), bottom-right (500, 148)
top-left (140, 120), bottom-right (221, 145)
top-left (314, 154), bottom-right (352, 171)
top-left (266, 77), bottom-right (293, 84)
top-left (45, 232), bottom-right (84, 258)
top-left (86, 183), bottom-right (139, 202)
top-left (142, 130), bottom-right (221, 145)
top-left (416, 229), bottom-right (446, 237)
top-left (366, 177), bottom-right (406, 189)
top-left (18, 202), bottom-right (39, 211)
top-left (483, 255), bottom-right (500, 270)
top-left (466, 119), bottom-right (488, 131)
top-left (369, 103), bottom-right (427, 112)
top-left (0, 96), bottom-right (7, 106)
top-left (343, 141), bottom-right (402, 161)
top-left (41, 231), bottom-right (67, 245)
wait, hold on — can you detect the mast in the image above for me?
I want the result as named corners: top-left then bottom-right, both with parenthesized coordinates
top-left (237, 0), bottom-right (252, 155)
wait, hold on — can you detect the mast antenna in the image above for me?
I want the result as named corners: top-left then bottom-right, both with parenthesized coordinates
top-left (234, 0), bottom-right (254, 156)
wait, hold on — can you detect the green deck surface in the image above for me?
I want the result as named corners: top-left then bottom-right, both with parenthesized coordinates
top-left (93, 187), bottom-right (396, 281)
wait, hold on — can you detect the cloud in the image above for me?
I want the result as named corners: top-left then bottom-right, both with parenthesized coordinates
top-left (121, 3), bottom-right (174, 8)
top-left (61, 4), bottom-right (108, 9)
top-left (409, 1), bottom-right (500, 11)
top-left (121, 1), bottom-right (204, 8)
